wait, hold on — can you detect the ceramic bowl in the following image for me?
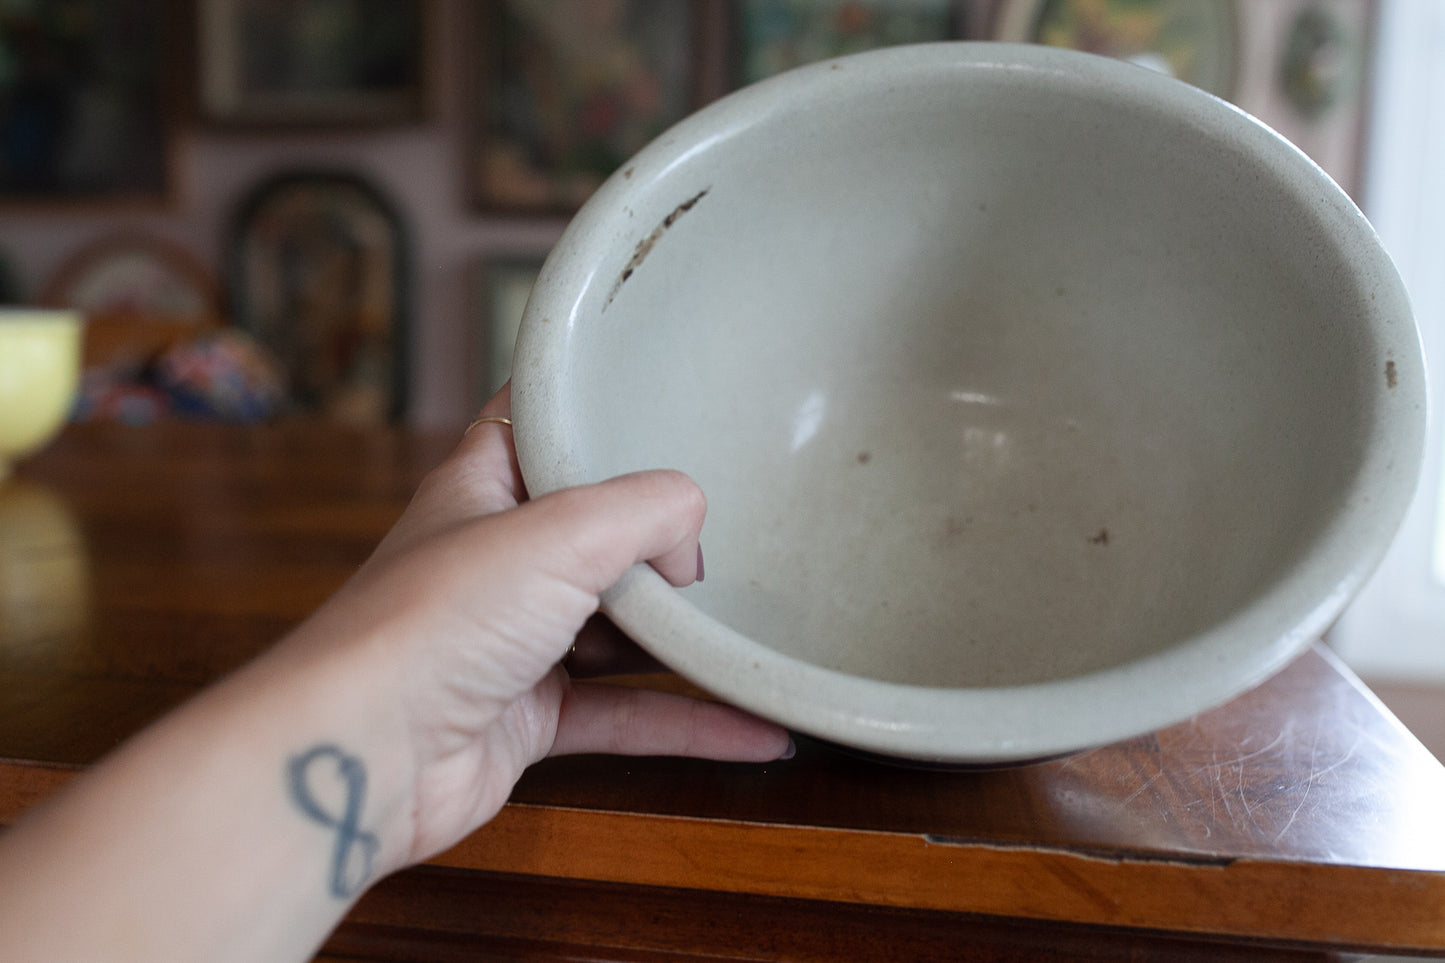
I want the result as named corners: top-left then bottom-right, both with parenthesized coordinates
top-left (511, 43), bottom-right (1425, 764)
top-left (0, 310), bottom-right (82, 482)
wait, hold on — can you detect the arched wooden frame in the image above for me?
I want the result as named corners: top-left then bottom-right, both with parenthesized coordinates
top-left (226, 170), bottom-right (411, 425)
top-left (41, 232), bottom-right (224, 368)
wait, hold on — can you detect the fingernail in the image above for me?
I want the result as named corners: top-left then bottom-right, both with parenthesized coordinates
top-left (696, 544), bottom-right (706, 582)
top-left (779, 737), bottom-right (796, 760)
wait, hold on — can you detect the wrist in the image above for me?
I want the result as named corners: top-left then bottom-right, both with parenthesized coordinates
top-left (0, 620), bottom-right (425, 962)
top-left (248, 618), bottom-right (424, 885)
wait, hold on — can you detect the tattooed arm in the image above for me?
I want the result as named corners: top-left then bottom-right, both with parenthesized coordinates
top-left (0, 386), bottom-right (791, 962)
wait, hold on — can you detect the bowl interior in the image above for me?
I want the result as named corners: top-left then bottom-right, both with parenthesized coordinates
top-left (515, 45), bottom-right (1421, 757)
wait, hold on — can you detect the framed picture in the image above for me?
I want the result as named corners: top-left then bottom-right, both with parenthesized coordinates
top-left (474, 256), bottom-right (546, 407)
top-left (732, 0), bottom-right (965, 86)
top-left (472, 0), bottom-right (701, 213)
top-left (41, 233), bottom-right (223, 367)
top-left (227, 171), bottom-right (410, 425)
top-left (196, 0), bottom-right (426, 125)
top-left (43, 234), bottom-right (221, 322)
top-left (0, 248), bottom-right (23, 305)
top-left (994, 0), bottom-right (1239, 101)
top-left (0, 0), bottom-right (174, 203)
top-left (995, 0), bottom-right (1371, 199)
top-left (1236, 0), bottom-right (1373, 200)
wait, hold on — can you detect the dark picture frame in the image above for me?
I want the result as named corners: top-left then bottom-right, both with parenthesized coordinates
top-left (472, 0), bottom-right (703, 214)
top-left (473, 255), bottom-right (546, 407)
top-left (196, 0), bottom-right (427, 126)
top-left (226, 170), bottom-right (410, 425)
top-left (0, 247), bottom-right (22, 304)
top-left (0, 0), bottom-right (176, 204)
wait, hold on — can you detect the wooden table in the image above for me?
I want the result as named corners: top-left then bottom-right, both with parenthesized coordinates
top-left (2, 423), bottom-right (1443, 961)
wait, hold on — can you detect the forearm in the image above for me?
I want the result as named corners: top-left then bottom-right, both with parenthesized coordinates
top-left (0, 456), bottom-right (784, 962)
top-left (0, 626), bottom-right (415, 963)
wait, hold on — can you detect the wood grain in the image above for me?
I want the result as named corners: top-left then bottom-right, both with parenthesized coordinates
top-left (324, 868), bottom-right (1345, 962)
top-left (3, 423), bottom-right (1443, 959)
top-left (513, 648), bottom-right (1445, 869)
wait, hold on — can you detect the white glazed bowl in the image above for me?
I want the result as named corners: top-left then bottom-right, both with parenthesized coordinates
top-left (512, 43), bottom-right (1425, 764)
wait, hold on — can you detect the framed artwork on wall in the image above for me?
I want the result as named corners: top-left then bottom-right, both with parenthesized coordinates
top-left (196, 0), bottom-right (427, 125)
top-left (0, 0), bottom-right (175, 203)
top-left (993, 0), bottom-right (1372, 199)
top-left (42, 234), bottom-right (221, 322)
top-left (472, 0), bottom-right (701, 214)
top-left (40, 233), bottom-right (223, 368)
top-left (0, 247), bottom-right (23, 304)
top-left (473, 255), bottom-right (546, 407)
top-left (731, 0), bottom-right (965, 86)
top-left (226, 171), bottom-right (410, 425)
top-left (994, 0), bottom-right (1240, 101)
top-left (1242, 0), bottom-right (1373, 200)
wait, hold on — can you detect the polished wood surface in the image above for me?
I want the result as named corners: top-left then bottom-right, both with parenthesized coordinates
top-left (2, 423), bottom-right (1443, 959)
top-left (330, 869), bottom-right (1348, 962)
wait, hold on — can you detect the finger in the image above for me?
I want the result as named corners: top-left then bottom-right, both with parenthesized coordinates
top-left (565, 614), bottom-right (667, 678)
top-left (357, 467), bottom-right (709, 705)
top-left (449, 380), bottom-right (526, 510)
top-left (516, 469), bottom-right (707, 594)
top-left (551, 682), bottom-right (794, 762)
top-left (372, 385), bottom-right (524, 562)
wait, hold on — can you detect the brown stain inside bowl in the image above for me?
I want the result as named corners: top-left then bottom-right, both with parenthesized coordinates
top-left (607, 188), bottom-right (710, 308)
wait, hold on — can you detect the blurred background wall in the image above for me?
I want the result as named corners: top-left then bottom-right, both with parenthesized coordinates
top-left (0, 0), bottom-right (1380, 429)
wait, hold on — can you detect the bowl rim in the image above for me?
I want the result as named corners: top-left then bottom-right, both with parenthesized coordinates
top-left (511, 42), bottom-right (1426, 763)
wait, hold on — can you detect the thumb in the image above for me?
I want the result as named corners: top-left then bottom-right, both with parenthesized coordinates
top-left (324, 469), bottom-right (707, 711)
top-left (502, 469), bottom-right (707, 596)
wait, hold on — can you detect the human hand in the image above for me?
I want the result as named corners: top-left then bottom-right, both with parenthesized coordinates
top-left (293, 385), bottom-right (792, 869)
top-left (0, 387), bottom-right (790, 963)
